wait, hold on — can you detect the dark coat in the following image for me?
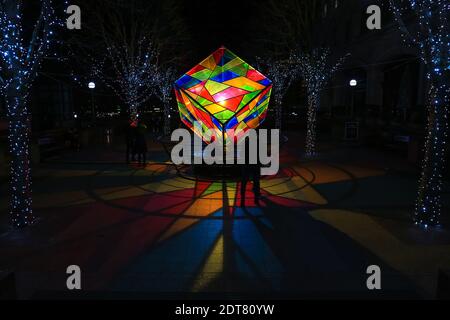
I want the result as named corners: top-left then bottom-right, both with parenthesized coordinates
top-left (134, 132), bottom-right (148, 154)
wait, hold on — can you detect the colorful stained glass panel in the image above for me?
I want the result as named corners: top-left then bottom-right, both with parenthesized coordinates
top-left (174, 47), bottom-right (272, 143)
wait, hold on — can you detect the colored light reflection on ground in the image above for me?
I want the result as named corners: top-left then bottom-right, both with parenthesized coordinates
top-left (1, 144), bottom-right (450, 298)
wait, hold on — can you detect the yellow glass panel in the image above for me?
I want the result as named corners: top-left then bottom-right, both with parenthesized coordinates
top-left (204, 80), bottom-right (229, 95)
top-left (181, 91), bottom-right (199, 115)
top-left (200, 55), bottom-right (217, 70)
top-left (237, 110), bottom-right (250, 122)
top-left (205, 103), bottom-right (226, 114)
top-left (237, 121), bottom-right (247, 131)
top-left (223, 77), bottom-right (265, 91)
top-left (247, 97), bottom-right (259, 110)
top-left (222, 58), bottom-right (244, 71)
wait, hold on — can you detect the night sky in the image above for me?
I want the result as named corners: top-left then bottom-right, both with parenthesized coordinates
top-left (182, 0), bottom-right (265, 63)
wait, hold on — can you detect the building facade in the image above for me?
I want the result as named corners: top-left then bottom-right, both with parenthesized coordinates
top-left (316, 0), bottom-right (427, 155)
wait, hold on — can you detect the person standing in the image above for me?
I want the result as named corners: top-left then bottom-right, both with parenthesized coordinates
top-left (125, 120), bottom-right (137, 164)
top-left (240, 132), bottom-right (261, 207)
top-left (135, 122), bottom-right (148, 167)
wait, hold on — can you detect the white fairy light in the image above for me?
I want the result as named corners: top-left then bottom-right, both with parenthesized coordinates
top-left (0, 0), bottom-right (67, 228)
top-left (390, 0), bottom-right (449, 226)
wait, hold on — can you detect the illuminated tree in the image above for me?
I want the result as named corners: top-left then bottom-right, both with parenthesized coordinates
top-left (68, 1), bottom-right (160, 120)
top-left (156, 66), bottom-right (176, 136)
top-left (390, 0), bottom-right (450, 226)
top-left (257, 0), bottom-right (347, 156)
top-left (289, 49), bottom-right (348, 157)
top-left (68, 0), bottom-right (189, 120)
top-left (0, 0), bottom-right (63, 227)
top-left (257, 57), bottom-right (295, 131)
top-left (92, 38), bottom-right (159, 120)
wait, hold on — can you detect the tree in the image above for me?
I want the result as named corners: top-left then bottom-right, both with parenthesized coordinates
top-left (257, 57), bottom-right (295, 131)
top-left (0, 0), bottom-right (64, 227)
top-left (92, 37), bottom-right (159, 120)
top-left (155, 66), bottom-right (176, 136)
top-left (255, 0), bottom-right (347, 156)
top-left (251, 0), bottom-right (319, 133)
top-left (67, 0), bottom-right (189, 120)
top-left (390, 0), bottom-right (450, 226)
top-left (289, 48), bottom-right (348, 156)
top-left (255, 0), bottom-right (320, 56)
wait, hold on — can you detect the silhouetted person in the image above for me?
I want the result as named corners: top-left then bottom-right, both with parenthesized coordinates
top-left (125, 120), bottom-right (137, 164)
top-left (240, 133), bottom-right (261, 207)
top-left (134, 122), bottom-right (148, 166)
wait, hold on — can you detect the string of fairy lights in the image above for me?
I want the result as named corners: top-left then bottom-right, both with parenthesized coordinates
top-left (74, 37), bottom-right (176, 127)
top-left (0, 0), bottom-right (65, 228)
top-left (265, 59), bottom-right (296, 131)
top-left (289, 48), bottom-right (349, 157)
top-left (156, 66), bottom-right (176, 136)
top-left (90, 38), bottom-right (160, 121)
top-left (390, 0), bottom-right (449, 227)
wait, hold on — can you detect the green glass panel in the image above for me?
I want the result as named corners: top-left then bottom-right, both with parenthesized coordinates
top-left (236, 90), bottom-right (262, 111)
top-left (221, 58), bottom-right (245, 72)
top-left (184, 91), bottom-right (208, 113)
top-left (209, 66), bottom-right (225, 79)
top-left (215, 109), bottom-right (235, 123)
top-left (228, 63), bottom-right (249, 76)
top-left (204, 80), bottom-right (229, 95)
top-left (191, 69), bottom-right (213, 81)
top-left (195, 96), bottom-right (214, 107)
top-left (223, 49), bottom-right (238, 61)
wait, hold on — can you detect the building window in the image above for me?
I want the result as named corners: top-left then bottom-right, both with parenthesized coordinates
top-left (334, 0), bottom-right (339, 9)
top-left (323, 3), bottom-right (328, 17)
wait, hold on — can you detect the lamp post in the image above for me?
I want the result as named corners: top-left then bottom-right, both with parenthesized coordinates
top-left (88, 82), bottom-right (95, 123)
top-left (349, 79), bottom-right (357, 118)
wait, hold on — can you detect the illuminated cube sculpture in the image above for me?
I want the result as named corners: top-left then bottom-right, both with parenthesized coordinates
top-left (174, 47), bottom-right (272, 143)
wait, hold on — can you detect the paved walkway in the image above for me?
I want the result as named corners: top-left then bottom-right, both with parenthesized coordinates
top-left (0, 135), bottom-right (449, 299)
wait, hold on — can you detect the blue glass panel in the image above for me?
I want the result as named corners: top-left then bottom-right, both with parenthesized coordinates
top-left (211, 70), bottom-right (239, 83)
top-left (258, 79), bottom-right (272, 86)
top-left (211, 116), bottom-right (223, 130)
top-left (226, 116), bottom-right (238, 130)
top-left (176, 75), bottom-right (201, 89)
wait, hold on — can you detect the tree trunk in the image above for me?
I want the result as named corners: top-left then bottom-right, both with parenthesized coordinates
top-left (306, 89), bottom-right (319, 157)
top-left (6, 93), bottom-right (34, 228)
top-left (163, 101), bottom-right (171, 136)
top-left (415, 81), bottom-right (449, 226)
top-left (275, 101), bottom-right (282, 131)
top-left (129, 104), bottom-right (138, 122)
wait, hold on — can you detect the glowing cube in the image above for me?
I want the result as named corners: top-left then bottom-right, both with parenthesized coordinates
top-left (174, 47), bottom-right (272, 143)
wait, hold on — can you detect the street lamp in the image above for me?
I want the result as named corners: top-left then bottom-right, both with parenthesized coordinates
top-left (349, 79), bottom-right (357, 118)
top-left (88, 82), bottom-right (95, 122)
